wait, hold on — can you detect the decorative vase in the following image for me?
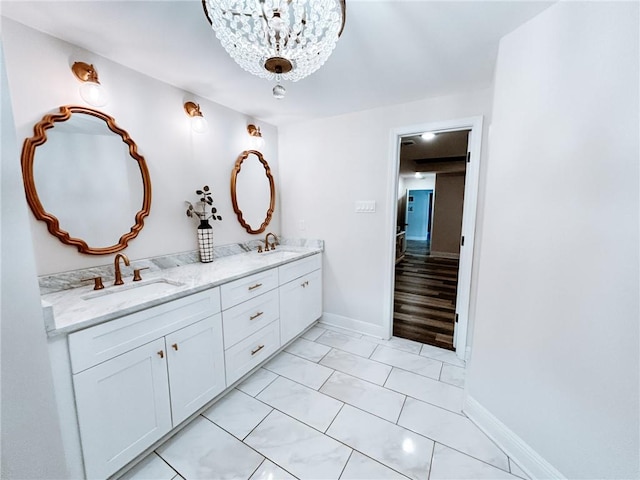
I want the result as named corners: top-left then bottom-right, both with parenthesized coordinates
top-left (197, 219), bottom-right (214, 263)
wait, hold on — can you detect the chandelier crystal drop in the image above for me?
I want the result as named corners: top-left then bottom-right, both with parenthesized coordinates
top-left (203, 0), bottom-right (346, 84)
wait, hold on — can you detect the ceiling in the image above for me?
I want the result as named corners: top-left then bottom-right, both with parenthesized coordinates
top-left (399, 130), bottom-right (469, 177)
top-left (1, 1), bottom-right (553, 127)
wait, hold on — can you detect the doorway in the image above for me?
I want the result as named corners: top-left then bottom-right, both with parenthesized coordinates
top-left (385, 117), bottom-right (484, 360)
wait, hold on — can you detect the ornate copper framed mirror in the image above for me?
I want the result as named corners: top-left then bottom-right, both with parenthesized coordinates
top-left (230, 150), bottom-right (275, 234)
top-left (21, 105), bottom-right (152, 255)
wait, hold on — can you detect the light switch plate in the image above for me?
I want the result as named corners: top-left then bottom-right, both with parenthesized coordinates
top-left (355, 201), bottom-right (376, 213)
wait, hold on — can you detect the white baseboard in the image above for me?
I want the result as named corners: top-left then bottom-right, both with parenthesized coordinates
top-left (463, 396), bottom-right (566, 480)
top-left (430, 251), bottom-right (460, 259)
top-left (319, 312), bottom-right (387, 339)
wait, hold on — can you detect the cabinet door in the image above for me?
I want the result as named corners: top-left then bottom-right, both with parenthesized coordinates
top-left (280, 269), bottom-right (322, 345)
top-left (166, 314), bottom-right (226, 425)
top-left (73, 338), bottom-right (171, 479)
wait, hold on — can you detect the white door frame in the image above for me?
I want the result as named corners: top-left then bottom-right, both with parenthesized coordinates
top-left (384, 116), bottom-right (484, 359)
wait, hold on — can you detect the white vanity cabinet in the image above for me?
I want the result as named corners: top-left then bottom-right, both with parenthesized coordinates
top-left (68, 288), bottom-right (224, 479)
top-left (279, 254), bottom-right (323, 345)
top-left (52, 251), bottom-right (324, 479)
top-left (221, 271), bottom-right (281, 384)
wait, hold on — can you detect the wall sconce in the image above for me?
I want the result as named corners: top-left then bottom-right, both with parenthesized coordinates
top-left (247, 124), bottom-right (265, 150)
top-left (71, 62), bottom-right (108, 107)
top-left (184, 101), bottom-right (208, 134)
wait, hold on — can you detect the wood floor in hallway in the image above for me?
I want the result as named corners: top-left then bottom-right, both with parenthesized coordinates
top-left (393, 240), bottom-right (459, 350)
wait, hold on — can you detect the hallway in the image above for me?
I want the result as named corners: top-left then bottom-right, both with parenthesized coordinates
top-left (393, 240), bottom-right (459, 350)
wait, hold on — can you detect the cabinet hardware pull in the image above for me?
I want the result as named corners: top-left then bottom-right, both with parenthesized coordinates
top-left (251, 344), bottom-right (265, 355)
top-left (248, 283), bottom-right (263, 291)
top-left (250, 311), bottom-right (264, 321)
top-left (157, 350), bottom-right (164, 359)
top-left (172, 343), bottom-right (179, 351)
top-left (301, 280), bottom-right (309, 288)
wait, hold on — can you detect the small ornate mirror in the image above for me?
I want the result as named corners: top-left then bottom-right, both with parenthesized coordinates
top-left (231, 150), bottom-right (275, 234)
top-left (21, 105), bottom-right (152, 254)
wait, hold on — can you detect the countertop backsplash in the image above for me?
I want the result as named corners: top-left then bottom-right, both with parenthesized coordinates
top-left (39, 238), bottom-right (324, 295)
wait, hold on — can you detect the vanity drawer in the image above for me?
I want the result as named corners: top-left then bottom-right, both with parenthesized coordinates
top-left (224, 320), bottom-right (280, 385)
top-left (222, 289), bottom-right (279, 349)
top-left (68, 288), bottom-right (221, 374)
top-left (279, 254), bottom-right (322, 284)
top-left (220, 268), bottom-right (278, 310)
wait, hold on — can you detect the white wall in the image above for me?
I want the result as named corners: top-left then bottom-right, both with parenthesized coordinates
top-left (466, 3), bottom-right (639, 478)
top-left (1, 41), bottom-right (68, 479)
top-left (278, 89), bottom-right (492, 336)
top-left (1, 18), bottom-right (280, 276)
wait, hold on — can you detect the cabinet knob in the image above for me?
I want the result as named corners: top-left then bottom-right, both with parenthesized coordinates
top-left (251, 344), bottom-right (265, 356)
top-left (157, 350), bottom-right (164, 359)
top-left (172, 343), bottom-right (179, 351)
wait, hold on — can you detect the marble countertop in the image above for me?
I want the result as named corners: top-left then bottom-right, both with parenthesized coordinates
top-left (42, 246), bottom-right (322, 337)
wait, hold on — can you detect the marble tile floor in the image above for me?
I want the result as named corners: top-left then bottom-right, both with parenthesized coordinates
top-left (120, 324), bottom-right (529, 480)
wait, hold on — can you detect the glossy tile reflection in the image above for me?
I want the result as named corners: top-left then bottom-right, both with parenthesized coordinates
top-left (327, 405), bottom-right (434, 480)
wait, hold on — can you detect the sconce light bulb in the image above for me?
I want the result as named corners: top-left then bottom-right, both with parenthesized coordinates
top-left (273, 84), bottom-right (286, 100)
top-left (191, 115), bottom-right (208, 134)
top-left (79, 81), bottom-right (108, 107)
top-left (250, 135), bottom-right (265, 150)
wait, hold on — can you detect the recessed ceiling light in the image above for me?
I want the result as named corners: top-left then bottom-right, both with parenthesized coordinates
top-left (415, 172), bottom-right (423, 179)
top-left (421, 132), bottom-right (436, 141)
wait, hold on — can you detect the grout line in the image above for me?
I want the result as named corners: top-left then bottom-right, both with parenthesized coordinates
top-left (239, 369), bottom-right (280, 397)
top-left (247, 458), bottom-right (266, 480)
top-left (337, 449), bottom-right (354, 479)
top-left (427, 441), bottom-right (436, 480)
top-left (325, 402), bottom-right (346, 434)
top-left (432, 441), bottom-right (513, 475)
top-left (153, 451), bottom-right (182, 479)
top-left (395, 395), bottom-right (408, 425)
top-left (382, 380), bottom-right (467, 418)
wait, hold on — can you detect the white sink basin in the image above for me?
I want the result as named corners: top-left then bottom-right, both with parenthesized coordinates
top-left (82, 278), bottom-right (184, 304)
top-left (255, 249), bottom-right (299, 259)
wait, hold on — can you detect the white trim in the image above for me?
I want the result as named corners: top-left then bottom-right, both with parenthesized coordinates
top-left (319, 313), bottom-right (387, 339)
top-left (385, 116), bottom-right (484, 356)
top-left (464, 396), bottom-right (567, 480)
top-left (429, 251), bottom-right (460, 259)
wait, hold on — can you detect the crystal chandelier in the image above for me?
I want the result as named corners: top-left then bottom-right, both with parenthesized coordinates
top-left (202, 0), bottom-right (346, 99)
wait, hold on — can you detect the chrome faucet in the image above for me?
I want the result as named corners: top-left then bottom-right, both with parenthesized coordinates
top-left (262, 232), bottom-right (279, 252)
top-left (114, 253), bottom-right (130, 285)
